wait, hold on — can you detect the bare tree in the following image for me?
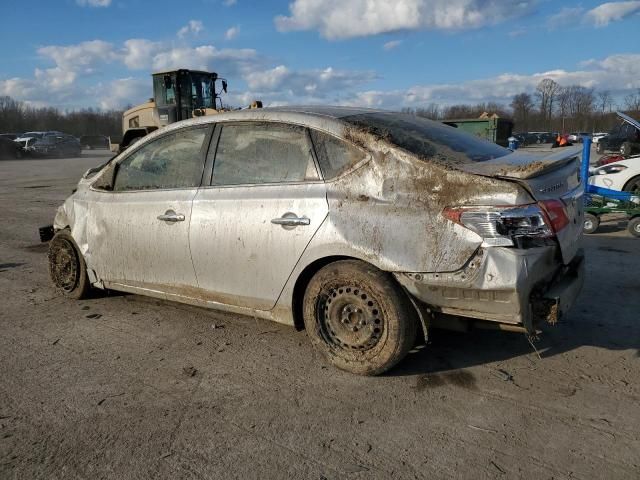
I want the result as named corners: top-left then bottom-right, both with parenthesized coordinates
top-left (597, 90), bottom-right (614, 114)
top-left (624, 89), bottom-right (640, 112)
top-left (0, 96), bottom-right (123, 136)
top-left (535, 78), bottom-right (561, 127)
top-left (510, 93), bottom-right (535, 131)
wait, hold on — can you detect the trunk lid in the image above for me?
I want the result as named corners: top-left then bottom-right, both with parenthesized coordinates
top-left (457, 147), bottom-right (584, 264)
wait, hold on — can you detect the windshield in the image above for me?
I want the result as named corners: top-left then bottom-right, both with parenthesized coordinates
top-left (189, 73), bottom-right (216, 109)
top-left (23, 132), bottom-right (43, 139)
top-left (343, 112), bottom-right (510, 163)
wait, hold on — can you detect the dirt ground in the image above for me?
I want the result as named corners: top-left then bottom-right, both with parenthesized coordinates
top-left (0, 151), bottom-right (639, 479)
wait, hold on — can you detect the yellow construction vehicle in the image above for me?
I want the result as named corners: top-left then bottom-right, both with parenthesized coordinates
top-left (116, 69), bottom-right (238, 152)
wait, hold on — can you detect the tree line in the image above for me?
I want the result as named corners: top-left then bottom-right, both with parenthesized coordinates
top-left (3, 79), bottom-right (640, 138)
top-left (0, 96), bottom-right (123, 137)
top-left (404, 79), bottom-right (640, 134)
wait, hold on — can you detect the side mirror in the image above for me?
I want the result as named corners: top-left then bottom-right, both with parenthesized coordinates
top-left (222, 80), bottom-right (228, 93)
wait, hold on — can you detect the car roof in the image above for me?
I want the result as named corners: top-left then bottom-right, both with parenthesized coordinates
top-left (153, 105), bottom-right (389, 141)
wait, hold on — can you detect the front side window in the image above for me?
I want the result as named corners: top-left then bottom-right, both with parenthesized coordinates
top-left (113, 127), bottom-right (207, 191)
top-left (211, 123), bottom-right (317, 186)
top-left (310, 129), bottom-right (366, 179)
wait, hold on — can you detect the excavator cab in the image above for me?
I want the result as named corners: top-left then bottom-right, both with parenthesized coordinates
top-left (152, 69), bottom-right (227, 125)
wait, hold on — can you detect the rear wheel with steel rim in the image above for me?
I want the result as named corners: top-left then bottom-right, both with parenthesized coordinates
top-left (48, 230), bottom-right (90, 299)
top-left (303, 260), bottom-right (417, 375)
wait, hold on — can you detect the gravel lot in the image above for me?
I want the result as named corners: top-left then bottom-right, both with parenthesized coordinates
top-left (1, 151), bottom-right (639, 479)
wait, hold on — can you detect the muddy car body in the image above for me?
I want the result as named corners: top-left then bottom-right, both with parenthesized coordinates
top-left (47, 107), bottom-right (585, 374)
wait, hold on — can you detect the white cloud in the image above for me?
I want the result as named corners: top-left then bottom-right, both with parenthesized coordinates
top-left (339, 53), bottom-right (640, 109)
top-left (383, 40), bottom-right (402, 51)
top-left (34, 67), bottom-right (77, 90)
top-left (151, 46), bottom-right (259, 77)
top-left (177, 20), bottom-right (204, 38)
top-left (546, 7), bottom-right (584, 28)
top-left (244, 65), bottom-right (376, 97)
top-left (225, 26), bottom-right (240, 40)
top-left (508, 27), bottom-right (527, 37)
top-left (121, 39), bottom-right (162, 70)
top-left (0, 77), bottom-right (39, 100)
top-left (275, 0), bottom-right (537, 39)
top-left (76, 0), bottom-right (111, 6)
top-left (586, 1), bottom-right (640, 26)
top-left (94, 77), bottom-right (150, 110)
top-left (37, 40), bottom-right (117, 72)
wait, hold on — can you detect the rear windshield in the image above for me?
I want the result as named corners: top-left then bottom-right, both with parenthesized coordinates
top-left (343, 112), bottom-right (510, 163)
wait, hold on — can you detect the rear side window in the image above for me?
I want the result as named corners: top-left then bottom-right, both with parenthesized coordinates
top-left (343, 112), bottom-right (509, 163)
top-left (113, 127), bottom-right (207, 191)
top-left (211, 122), bottom-right (317, 185)
top-left (310, 129), bottom-right (366, 179)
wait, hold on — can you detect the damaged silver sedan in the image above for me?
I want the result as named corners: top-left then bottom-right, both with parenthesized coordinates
top-left (46, 107), bottom-right (585, 375)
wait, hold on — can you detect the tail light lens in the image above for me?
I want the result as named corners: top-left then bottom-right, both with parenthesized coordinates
top-left (443, 202), bottom-right (569, 247)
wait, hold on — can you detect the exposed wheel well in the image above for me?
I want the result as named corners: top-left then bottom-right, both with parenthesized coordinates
top-left (290, 255), bottom-right (422, 334)
top-left (291, 256), bottom-right (353, 330)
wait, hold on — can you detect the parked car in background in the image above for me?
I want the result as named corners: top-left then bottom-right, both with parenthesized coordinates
top-left (0, 133), bottom-right (19, 141)
top-left (590, 155), bottom-right (640, 193)
top-left (80, 135), bottom-right (110, 150)
top-left (537, 132), bottom-right (556, 144)
top-left (45, 107), bottom-right (585, 375)
top-left (14, 131), bottom-right (64, 150)
top-left (513, 132), bottom-right (541, 146)
top-left (0, 136), bottom-right (23, 159)
top-left (592, 132), bottom-right (608, 144)
top-left (28, 134), bottom-right (82, 157)
top-left (595, 154), bottom-right (625, 167)
top-left (568, 132), bottom-right (591, 143)
top-left (596, 112), bottom-right (640, 155)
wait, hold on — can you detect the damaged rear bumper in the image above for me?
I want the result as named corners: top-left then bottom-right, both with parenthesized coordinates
top-left (394, 247), bottom-right (585, 333)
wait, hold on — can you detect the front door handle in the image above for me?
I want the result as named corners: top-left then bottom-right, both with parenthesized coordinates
top-left (157, 210), bottom-right (185, 222)
top-left (271, 214), bottom-right (310, 227)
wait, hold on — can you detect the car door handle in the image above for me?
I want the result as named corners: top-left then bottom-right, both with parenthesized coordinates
top-left (271, 216), bottom-right (310, 226)
top-left (157, 210), bottom-right (185, 222)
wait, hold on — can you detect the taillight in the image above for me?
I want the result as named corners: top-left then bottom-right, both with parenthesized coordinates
top-left (443, 204), bottom-right (556, 247)
top-left (538, 199), bottom-right (570, 232)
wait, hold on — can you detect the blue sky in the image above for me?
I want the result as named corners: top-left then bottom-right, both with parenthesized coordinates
top-left (0, 0), bottom-right (638, 110)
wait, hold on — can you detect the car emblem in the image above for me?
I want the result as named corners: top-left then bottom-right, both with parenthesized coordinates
top-left (539, 182), bottom-right (564, 193)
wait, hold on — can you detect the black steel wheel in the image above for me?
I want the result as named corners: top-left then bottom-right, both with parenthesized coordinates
top-left (303, 260), bottom-right (417, 375)
top-left (48, 230), bottom-right (91, 299)
top-left (583, 213), bottom-right (600, 234)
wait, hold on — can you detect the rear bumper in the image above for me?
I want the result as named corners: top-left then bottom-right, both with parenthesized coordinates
top-left (394, 247), bottom-right (585, 333)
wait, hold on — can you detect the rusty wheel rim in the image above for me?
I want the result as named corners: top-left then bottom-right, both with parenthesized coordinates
top-left (316, 285), bottom-right (384, 354)
top-left (49, 238), bottom-right (79, 293)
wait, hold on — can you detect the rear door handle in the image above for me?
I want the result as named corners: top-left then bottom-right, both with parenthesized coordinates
top-left (271, 215), bottom-right (310, 227)
top-left (157, 210), bottom-right (185, 222)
